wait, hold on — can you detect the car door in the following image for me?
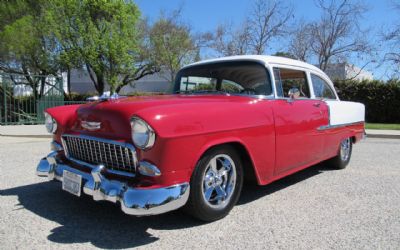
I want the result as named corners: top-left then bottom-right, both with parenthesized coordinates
top-left (272, 67), bottom-right (328, 175)
top-left (310, 73), bottom-right (340, 158)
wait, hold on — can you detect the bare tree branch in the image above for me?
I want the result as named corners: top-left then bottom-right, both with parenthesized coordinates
top-left (207, 0), bottom-right (293, 56)
top-left (248, 0), bottom-right (293, 55)
top-left (288, 20), bottom-right (313, 61)
top-left (383, 2), bottom-right (400, 75)
top-left (310, 0), bottom-right (372, 71)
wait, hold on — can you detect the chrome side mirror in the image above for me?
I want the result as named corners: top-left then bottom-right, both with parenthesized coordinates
top-left (288, 88), bottom-right (300, 100)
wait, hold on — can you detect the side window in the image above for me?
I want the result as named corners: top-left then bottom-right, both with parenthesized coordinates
top-left (180, 76), bottom-right (216, 91)
top-left (221, 80), bottom-right (244, 93)
top-left (311, 74), bottom-right (336, 99)
top-left (273, 68), bottom-right (310, 98)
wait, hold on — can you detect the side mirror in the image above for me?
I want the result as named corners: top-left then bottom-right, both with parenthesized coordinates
top-left (288, 88), bottom-right (300, 100)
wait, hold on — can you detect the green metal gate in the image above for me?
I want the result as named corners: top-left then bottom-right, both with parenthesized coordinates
top-left (0, 73), bottom-right (65, 125)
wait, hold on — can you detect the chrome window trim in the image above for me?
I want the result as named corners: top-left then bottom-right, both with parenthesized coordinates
top-left (309, 73), bottom-right (338, 100)
top-left (270, 65), bottom-right (311, 99)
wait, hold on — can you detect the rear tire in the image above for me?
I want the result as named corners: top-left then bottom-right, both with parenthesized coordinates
top-left (184, 145), bottom-right (243, 222)
top-left (329, 137), bottom-right (352, 169)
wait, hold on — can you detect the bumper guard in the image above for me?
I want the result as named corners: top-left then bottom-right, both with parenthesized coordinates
top-left (36, 152), bottom-right (190, 216)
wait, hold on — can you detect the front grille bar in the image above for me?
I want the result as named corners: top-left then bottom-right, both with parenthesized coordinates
top-left (61, 134), bottom-right (137, 174)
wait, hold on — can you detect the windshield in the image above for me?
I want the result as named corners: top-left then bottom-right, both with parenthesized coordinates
top-left (173, 61), bottom-right (272, 96)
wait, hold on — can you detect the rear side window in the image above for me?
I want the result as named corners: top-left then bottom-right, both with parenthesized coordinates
top-left (273, 68), bottom-right (310, 98)
top-left (311, 74), bottom-right (336, 99)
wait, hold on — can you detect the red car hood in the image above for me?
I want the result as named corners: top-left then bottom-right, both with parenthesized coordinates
top-left (63, 94), bottom-right (270, 140)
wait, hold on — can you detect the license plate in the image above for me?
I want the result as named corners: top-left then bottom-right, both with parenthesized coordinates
top-left (62, 170), bottom-right (82, 196)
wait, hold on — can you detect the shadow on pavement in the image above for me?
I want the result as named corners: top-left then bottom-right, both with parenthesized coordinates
top-left (0, 162), bottom-right (334, 248)
top-left (238, 162), bottom-right (334, 205)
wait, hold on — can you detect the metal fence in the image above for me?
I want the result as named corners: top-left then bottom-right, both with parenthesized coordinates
top-left (0, 73), bottom-right (86, 125)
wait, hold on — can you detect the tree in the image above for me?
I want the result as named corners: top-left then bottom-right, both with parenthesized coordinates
top-left (0, 0), bottom-right (60, 99)
top-left (247, 0), bottom-right (293, 55)
top-left (208, 22), bottom-right (252, 56)
top-left (383, 2), bottom-right (400, 75)
top-left (47, 0), bottom-right (145, 95)
top-left (208, 0), bottom-right (293, 56)
top-left (148, 10), bottom-right (199, 83)
top-left (288, 21), bottom-right (313, 61)
top-left (273, 51), bottom-right (296, 59)
top-left (309, 0), bottom-right (371, 71)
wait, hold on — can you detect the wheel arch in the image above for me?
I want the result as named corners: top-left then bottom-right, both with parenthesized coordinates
top-left (192, 139), bottom-right (261, 185)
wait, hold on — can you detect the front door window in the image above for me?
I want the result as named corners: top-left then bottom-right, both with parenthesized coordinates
top-left (273, 68), bottom-right (310, 98)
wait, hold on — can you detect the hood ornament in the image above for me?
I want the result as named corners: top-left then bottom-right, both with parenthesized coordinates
top-left (87, 92), bottom-right (123, 101)
top-left (81, 121), bottom-right (101, 131)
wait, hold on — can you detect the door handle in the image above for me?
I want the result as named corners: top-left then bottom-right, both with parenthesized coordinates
top-left (313, 103), bottom-right (321, 107)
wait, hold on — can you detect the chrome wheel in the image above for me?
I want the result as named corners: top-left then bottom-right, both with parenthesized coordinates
top-left (340, 138), bottom-right (351, 161)
top-left (201, 154), bottom-right (236, 209)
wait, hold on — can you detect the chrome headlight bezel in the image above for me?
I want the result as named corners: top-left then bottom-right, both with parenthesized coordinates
top-left (44, 112), bottom-right (57, 134)
top-left (130, 117), bottom-right (156, 150)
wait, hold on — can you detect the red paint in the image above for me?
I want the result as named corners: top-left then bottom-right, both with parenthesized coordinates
top-left (46, 94), bottom-right (364, 188)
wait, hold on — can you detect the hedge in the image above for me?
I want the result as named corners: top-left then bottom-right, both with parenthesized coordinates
top-left (334, 79), bottom-right (400, 123)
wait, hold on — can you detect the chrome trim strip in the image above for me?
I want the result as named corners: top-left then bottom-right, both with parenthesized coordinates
top-left (36, 153), bottom-right (189, 216)
top-left (317, 121), bottom-right (364, 131)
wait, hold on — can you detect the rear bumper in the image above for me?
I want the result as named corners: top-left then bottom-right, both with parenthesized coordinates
top-left (36, 152), bottom-right (190, 216)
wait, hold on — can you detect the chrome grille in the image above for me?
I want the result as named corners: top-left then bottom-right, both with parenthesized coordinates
top-left (62, 134), bottom-right (137, 173)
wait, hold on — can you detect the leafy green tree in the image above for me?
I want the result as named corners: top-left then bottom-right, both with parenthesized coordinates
top-left (273, 51), bottom-right (296, 59)
top-left (0, 0), bottom-right (60, 98)
top-left (1, 1), bottom-right (199, 96)
top-left (148, 10), bottom-right (199, 84)
top-left (47, 0), bottom-right (145, 95)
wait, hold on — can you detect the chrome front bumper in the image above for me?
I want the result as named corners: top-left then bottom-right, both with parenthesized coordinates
top-left (36, 152), bottom-right (190, 216)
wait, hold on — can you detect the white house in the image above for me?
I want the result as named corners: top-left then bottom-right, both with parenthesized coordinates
top-left (67, 69), bottom-right (172, 94)
top-left (323, 63), bottom-right (373, 81)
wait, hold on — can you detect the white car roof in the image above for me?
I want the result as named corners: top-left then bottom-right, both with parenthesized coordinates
top-left (184, 55), bottom-right (325, 77)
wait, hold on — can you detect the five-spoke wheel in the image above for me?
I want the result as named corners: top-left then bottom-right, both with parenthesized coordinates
top-left (329, 137), bottom-right (353, 169)
top-left (184, 145), bottom-right (243, 221)
top-left (201, 154), bottom-right (237, 209)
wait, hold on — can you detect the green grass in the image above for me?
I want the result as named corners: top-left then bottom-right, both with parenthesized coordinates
top-left (365, 123), bottom-right (400, 130)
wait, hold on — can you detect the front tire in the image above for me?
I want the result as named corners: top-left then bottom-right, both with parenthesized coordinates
top-left (184, 145), bottom-right (243, 222)
top-left (329, 137), bottom-right (352, 169)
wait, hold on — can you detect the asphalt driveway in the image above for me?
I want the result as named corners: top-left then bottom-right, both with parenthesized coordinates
top-left (0, 136), bottom-right (399, 249)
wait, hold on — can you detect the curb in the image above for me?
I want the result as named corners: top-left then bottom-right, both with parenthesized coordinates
top-left (366, 134), bottom-right (400, 139)
top-left (0, 134), bottom-right (52, 139)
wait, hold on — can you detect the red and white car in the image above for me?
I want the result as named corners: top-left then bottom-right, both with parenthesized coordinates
top-left (37, 55), bottom-right (365, 221)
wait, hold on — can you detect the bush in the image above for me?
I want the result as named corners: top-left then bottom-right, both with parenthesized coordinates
top-left (334, 79), bottom-right (400, 123)
top-left (65, 92), bottom-right (94, 101)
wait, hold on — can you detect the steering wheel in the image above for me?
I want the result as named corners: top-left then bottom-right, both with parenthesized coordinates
top-left (240, 88), bottom-right (256, 95)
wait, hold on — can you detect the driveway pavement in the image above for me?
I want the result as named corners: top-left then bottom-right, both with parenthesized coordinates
top-left (0, 137), bottom-right (399, 249)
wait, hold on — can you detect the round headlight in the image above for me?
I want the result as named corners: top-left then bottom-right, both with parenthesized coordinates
top-left (130, 117), bottom-right (155, 150)
top-left (44, 112), bottom-right (57, 134)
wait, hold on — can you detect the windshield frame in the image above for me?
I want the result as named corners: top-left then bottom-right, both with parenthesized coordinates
top-left (173, 60), bottom-right (274, 99)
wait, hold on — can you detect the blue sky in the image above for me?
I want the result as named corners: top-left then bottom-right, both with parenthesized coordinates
top-left (135, 0), bottom-right (399, 79)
